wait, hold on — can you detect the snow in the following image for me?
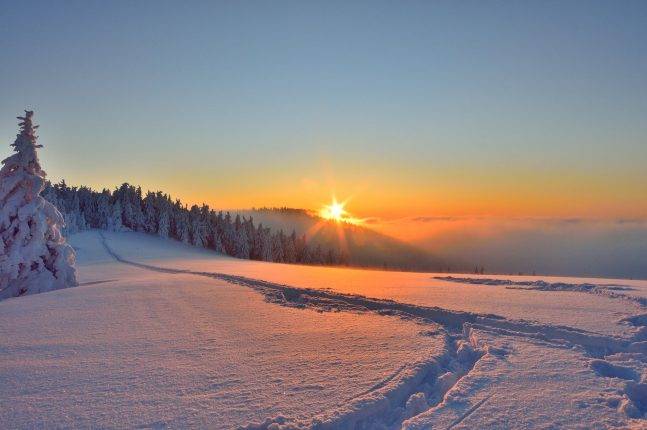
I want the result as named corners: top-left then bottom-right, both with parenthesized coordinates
top-left (102, 231), bottom-right (647, 338)
top-left (403, 328), bottom-right (641, 429)
top-left (1, 230), bottom-right (646, 428)
top-left (0, 231), bottom-right (447, 428)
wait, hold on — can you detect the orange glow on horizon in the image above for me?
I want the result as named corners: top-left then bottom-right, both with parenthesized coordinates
top-left (64, 158), bottom-right (647, 230)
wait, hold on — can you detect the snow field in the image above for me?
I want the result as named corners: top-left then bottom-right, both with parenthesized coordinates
top-left (97, 231), bottom-right (647, 427)
top-left (0, 232), bottom-right (450, 428)
top-left (103, 231), bottom-right (647, 338)
top-left (1, 230), bottom-right (645, 428)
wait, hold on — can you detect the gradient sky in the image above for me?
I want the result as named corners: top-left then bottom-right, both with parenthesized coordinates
top-left (1, 0), bottom-right (646, 221)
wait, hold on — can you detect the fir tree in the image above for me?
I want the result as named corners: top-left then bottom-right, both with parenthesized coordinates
top-left (0, 111), bottom-right (77, 299)
top-left (107, 200), bottom-right (124, 231)
top-left (142, 191), bottom-right (157, 233)
top-left (271, 231), bottom-right (285, 262)
top-left (157, 212), bottom-right (169, 238)
top-left (175, 209), bottom-right (190, 244)
top-left (189, 205), bottom-right (208, 248)
top-left (256, 224), bottom-right (273, 261)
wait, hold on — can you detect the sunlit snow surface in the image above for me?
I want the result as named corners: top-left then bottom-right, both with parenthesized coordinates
top-left (104, 231), bottom-right (647, 337)
top-left (1, 230), bottom-right (646, 429)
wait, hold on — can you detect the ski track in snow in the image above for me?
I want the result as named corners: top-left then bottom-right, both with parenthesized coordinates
top-left (435, 276), bottom-right (647, 308)
top-left (98, 232), bottom-right (647, 428)
top-left (445, 393), bottom-right (493, 430)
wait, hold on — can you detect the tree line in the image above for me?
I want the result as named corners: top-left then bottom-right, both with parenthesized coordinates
top-left (43, 181), bottom-right (349, 266)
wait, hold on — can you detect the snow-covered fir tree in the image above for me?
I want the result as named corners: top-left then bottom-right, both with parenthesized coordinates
top-left (106, 200), bottom-right (124, 231)
top-left (189, 205), bottom-right (208, 248)
top-left (231, 215), bottom-right (250, 258)
top-left (0, 111), bottom-right (77, 299)
top-left (175, 207), bottom-right (190, 244)
top-left (220, 212), bottom-right (237, 255)
top-left (271, 231), bottom-right (285, 262)
top-left (208, 211), bottom-right (224, 253)
top-left (158, 210), bottom-right (170, 238)
top-left (295, 233), bottom-right (307, 262)
top-left (142, 191), bottom-right (157, 233)
top-left (283, 230), bottom-right (297, 263)
top-left (96, 191), bottom-right (111, 229)
top-left (256, 224), bottom-right (273, 262)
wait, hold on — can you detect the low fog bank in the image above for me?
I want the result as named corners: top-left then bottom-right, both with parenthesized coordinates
top-left (373, 217), bottom-right (647, 279)
top-left (235, 209), bottom-right (646, 279)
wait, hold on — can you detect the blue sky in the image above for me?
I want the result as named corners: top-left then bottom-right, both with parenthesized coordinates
top-left (1, 0), bottom-right (646, 218)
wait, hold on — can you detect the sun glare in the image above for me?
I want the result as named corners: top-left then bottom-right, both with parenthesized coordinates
top-left (328, 202), bottom-right (345, 220)
top-left (319, 197), bottom-right (364, 225)
top-left (320, 199), bottom-right (347, 222)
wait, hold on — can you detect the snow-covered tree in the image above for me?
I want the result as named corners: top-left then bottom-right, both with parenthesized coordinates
top-left (206, 210), bottom-right (224, 253)
top-left (132, 186), bottom-right (145, 231)
top-left (255, 224), bottom-right (273, 261)
top-left (0, 111), bottom-right (77, 299)
top-left (230, 215), bottom-right (250, 258)
top-left (271, 230), bottom-right (285, 262)
top-left (106, 200), bottom-right (124, 231)
top-left (96, 190), bottom-right (111, 229)
top-left (158, 210), bottom-right (170, 238)
top-left (142, 191), bottom-right (157, 233)
top-left (189, 205), bottom-right (208, 248)
top-left (212, 228), bottom-right (224, 253)
top-left (295, 233), bottom-right (307, 263)
top-left (121, 197), bottom-right (135, 229)
top-left (232, 226), bottom-right (250, 259)
top-left (62, 191), bottom-right (85, 234)
top-left (220, 212), bottom-right (237, 254)
top-left (283, 230), bottom-right (297, 263)
top-left (175, 208), bottom-right (190, 244)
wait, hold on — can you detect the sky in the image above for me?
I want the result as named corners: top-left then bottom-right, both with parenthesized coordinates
top-left (1, 0), bottom-right (646, 224)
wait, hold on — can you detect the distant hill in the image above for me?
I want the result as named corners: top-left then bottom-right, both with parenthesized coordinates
top-left (236, 208), bottom-right (443, 271)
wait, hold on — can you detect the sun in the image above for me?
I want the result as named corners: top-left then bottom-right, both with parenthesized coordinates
top-left (328, 202), bottom-right (345, 219)
top-left (318, 197), bottom-right (364, 224)
top-left (320, 198), bottom-right (347, 222)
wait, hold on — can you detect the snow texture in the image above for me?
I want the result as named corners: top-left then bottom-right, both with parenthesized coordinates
top-left (1, 230), bottom-right (646, 428)
top-left (0, 231), bottom-right (446, 429)
top-left (100, 231), bottom-right (647, 338)
top-left (0, 111), bottom-right (76, 300)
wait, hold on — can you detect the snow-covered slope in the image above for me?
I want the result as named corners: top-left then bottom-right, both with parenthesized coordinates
top-left (102, 231), bottom-right (647, 338)
top-left (1, 230), bottom-right (646, 428)
top-left (0, 232), bottom-right (449, 428)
